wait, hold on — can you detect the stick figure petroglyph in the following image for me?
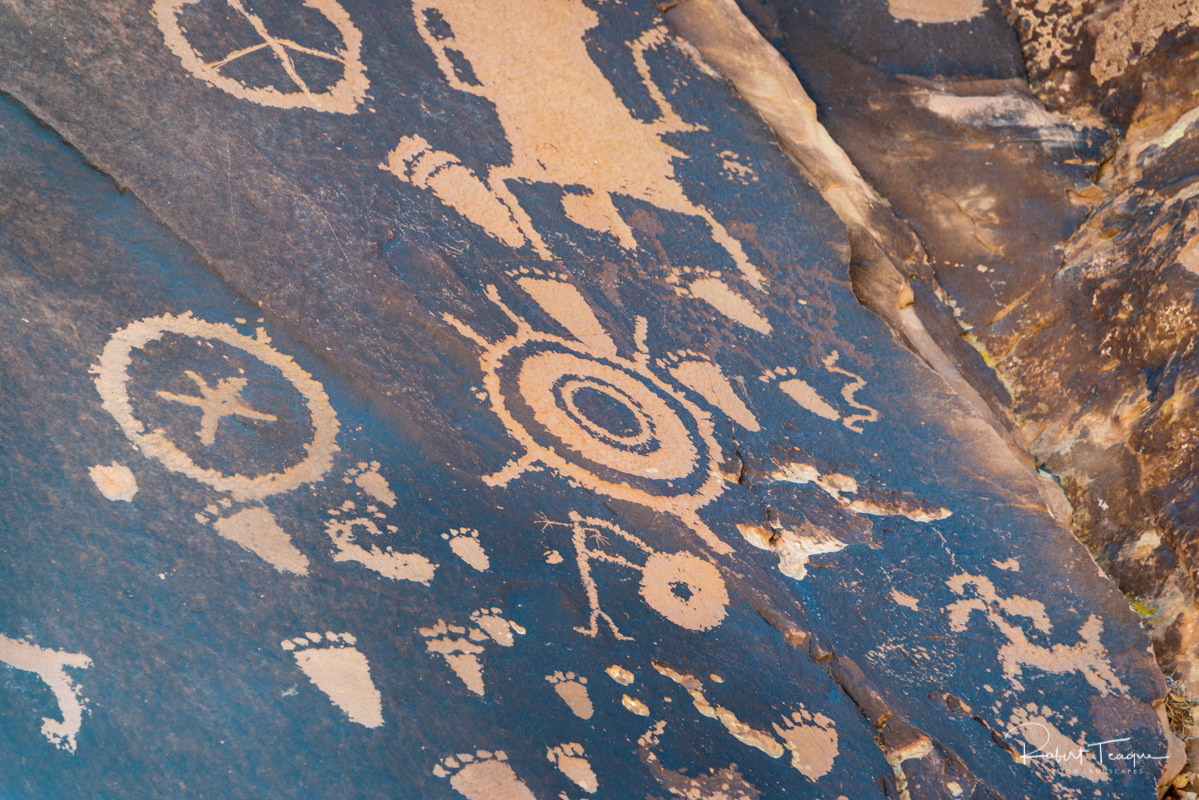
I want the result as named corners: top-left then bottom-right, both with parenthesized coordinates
top-left (157, 370), bottom-right (278, 446)
top-left (384, 0), bottom-right (765, 291)
top-left (540, 511), bottom-right (729, 639)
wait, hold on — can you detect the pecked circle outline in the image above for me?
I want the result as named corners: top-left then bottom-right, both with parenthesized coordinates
top-left (94, 313), bottom-right (340, 501)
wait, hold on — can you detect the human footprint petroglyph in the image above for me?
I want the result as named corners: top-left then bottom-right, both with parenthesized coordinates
top-left (547, 743), bottom-right (598, 794)
top-left (545, 671), bottom-right (593, 719)
top-left (540, 511), bottom-right (729, 639)
top-left (152, 0), bottom-right (369, 113)
top-left (0, 634), bottom-right (92, 752)
top-left (281, 632), bottom-right (383, 727)
top-left (211, 505), bottom-right (310, 575)
top-left (419, 609), bottom-right (525, 696)
top-left (433, 751), bottom-right (536, 800)
top-left (343, 461), bottom-right (397, 507)
top-left (447, 276), bottom-right (746, 554)
top-left (666, 267), bottom-right (771, 335)
top-left (385, 0), bottom-right (764, 291)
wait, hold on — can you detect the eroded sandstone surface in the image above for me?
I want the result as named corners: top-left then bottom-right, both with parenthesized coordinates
top-left (0, 0), bottom-right (1193, 798)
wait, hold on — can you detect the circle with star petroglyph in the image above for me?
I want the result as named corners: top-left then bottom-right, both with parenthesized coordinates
top-left (483, 330), bottom-right (726, 517)
top-left (95, 313), bottom-right (339, 501)
top-left (153, 0), bottom-right (368, 114)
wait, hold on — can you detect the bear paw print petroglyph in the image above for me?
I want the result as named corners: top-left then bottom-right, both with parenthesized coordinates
top-left (540, 511), bottom-right (729, 639)
top-left (420, 610), bottom-right (525, 696)
top-left (343, 461), bottom-right (397, 507)
top-left (545, 672), bottom-right (593, 719)
top-left (447, 279), bottom-right (746, 554)
top-left (665, 267), bottom-right (771, 335)
top-left (443, 528), bottom-right (490, 572)
top-left (384, 5), bottom-right (765, 290)
top-left (758, 350), bottom-right (878, 433)
top-left (547, 743), bottom-right (598, 794)
top-left (280, 632), bottom-right (383, 728)
top-left (0, 634), bottom-right (92, 753)
top-left (325, 499), bottom-right (436, 584)
top-left (153, 0), bottom-right (369, 113)
top-left (773, 708), bottom-right (839, 781)
top-left (433, 751), bottom-right (536, 800)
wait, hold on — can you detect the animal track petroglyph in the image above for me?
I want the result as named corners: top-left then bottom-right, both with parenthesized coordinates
top-left (444, 528), bottom-right (490, 572)
top-left (652, 661), bottom-right (839, 775)
top-left (773, 708), bottom-right (839, 781)
top-left (946, 573), bottom-right (1128, 696)
top-left (547, 743), bottom-right (598, 793)
top-left (280, 632), bottom-right (382, 728)
top-left (325, 501), bottom-right (436, 583)
top-left (545, 672), bottom-right (593, 719)
top-left (0, 634), bottom-right (91, 752)
top-left (433, 750), bottom-right (536, 800)
top-left (420, 609), bottom-right (525, 696)
top-left (656, 349), bottom-right (759, 432)
top-left (344, 461), bottom-right (396, 507)
top-left (759, 351), bottom-right (878, 433)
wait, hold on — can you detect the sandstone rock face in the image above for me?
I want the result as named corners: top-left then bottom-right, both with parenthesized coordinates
top-left (0, 0), bottom-right (1185, 798)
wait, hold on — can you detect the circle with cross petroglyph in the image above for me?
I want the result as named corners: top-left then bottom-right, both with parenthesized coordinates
top-left (95, 313), bottom-right (339, 501)
top-left (153, 0), bottom-right (368, 114)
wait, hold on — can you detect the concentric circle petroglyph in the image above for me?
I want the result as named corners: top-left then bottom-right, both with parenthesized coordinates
top-left (95, 313), bottom-right (339, 501)
top-left (447, 282), bottom-right (732, 553)
top-left (518, 352), bottom-right (698, 480)
top-left (639, 551), bottom-right (728, 631)
top-left (153, 0), bottom-right (368, 114)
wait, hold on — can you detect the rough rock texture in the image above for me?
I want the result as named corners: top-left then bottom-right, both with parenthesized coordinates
top-left (0, 0), bottom-right (1187, 798)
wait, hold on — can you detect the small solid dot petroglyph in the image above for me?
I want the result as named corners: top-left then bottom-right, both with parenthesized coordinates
top-left (444, 528), bottom-right (490, 572)
top-left (281, 632), bottom-right (383, 728)
top-left (89, 462), bottom-right (138, 502)
top-left (547, 743), bottom-right (598, 793)
top-left (0, 634), bottom-right (92, 752)
top-left (433, 750), bottom-right (536, 800)
top-left (546, 672), bottom-right (593, 719)
top-left (606, 664), bottom-right (635, 685)
top-left (622, 694), bottom-right (650, 716)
